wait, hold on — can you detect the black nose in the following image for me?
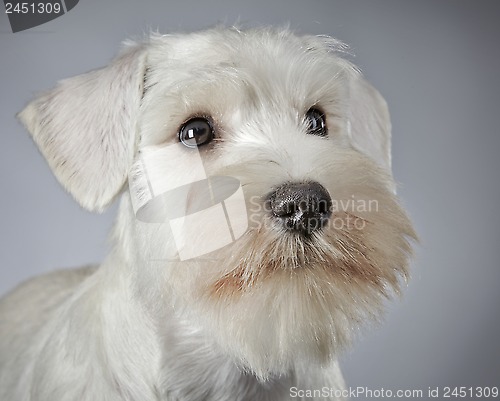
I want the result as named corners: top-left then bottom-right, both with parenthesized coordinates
top-left (268, 181), bottom-right (332, 235)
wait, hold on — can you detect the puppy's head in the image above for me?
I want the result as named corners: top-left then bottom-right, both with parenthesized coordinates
top-left (19, 27), bottom-right (416, 379)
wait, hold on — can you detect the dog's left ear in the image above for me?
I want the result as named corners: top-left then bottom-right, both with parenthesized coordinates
top-left (18, 41), bottom-right (148, 212)
top-left (347, 76), bottom-right (392, 172)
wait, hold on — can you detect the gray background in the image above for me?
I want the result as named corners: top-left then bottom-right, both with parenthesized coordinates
top-left (1, 0), bottom-right (499, 398)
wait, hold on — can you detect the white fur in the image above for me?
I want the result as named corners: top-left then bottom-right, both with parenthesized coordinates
top-left (0, 27), bottom-right (416, 400)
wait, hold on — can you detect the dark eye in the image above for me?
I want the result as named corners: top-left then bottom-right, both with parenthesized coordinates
top-left (305, 108), bottom-right (327, 137)
top-left (178, 118), bottom-right (214, 148)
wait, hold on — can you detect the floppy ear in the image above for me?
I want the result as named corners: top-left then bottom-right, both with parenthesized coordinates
top-left (347, 76), bottom-right (392, 172)
top-left (18, 41), bottom-right (148, 212)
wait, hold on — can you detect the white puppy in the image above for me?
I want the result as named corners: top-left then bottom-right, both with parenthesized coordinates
top-left (0, 27), bottom-right (416, 401)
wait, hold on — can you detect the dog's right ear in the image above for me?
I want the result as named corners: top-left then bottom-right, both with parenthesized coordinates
top-left (18, 41), bottom-right (149, 212)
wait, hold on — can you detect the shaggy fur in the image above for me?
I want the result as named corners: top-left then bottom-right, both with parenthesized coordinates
top-left (0, 27), bottom-right (416, 400)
